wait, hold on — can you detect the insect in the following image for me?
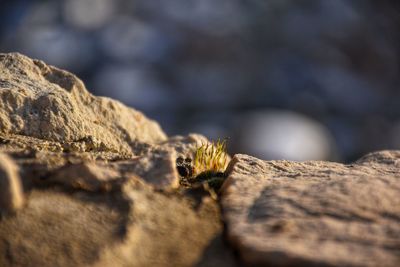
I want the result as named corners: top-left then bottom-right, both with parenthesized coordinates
top-left (176, 156), bottom-right (194, 178)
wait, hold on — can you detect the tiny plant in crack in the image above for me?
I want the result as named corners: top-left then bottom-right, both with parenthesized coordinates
top-left (193, 138), bottom-right (228, 177)
top-left (177, 138), bottom-right (230, 192)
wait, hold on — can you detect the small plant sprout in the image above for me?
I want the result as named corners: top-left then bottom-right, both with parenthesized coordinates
top-left (176, 138), bottom-right (230, 191)
top-left (193, 138), bottom-right (229, 177)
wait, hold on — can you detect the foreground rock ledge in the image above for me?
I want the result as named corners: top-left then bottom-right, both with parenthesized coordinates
top-left (0, 53), bottom-right (237, 267)
top-left (221, 151), bottom-right (400, 267)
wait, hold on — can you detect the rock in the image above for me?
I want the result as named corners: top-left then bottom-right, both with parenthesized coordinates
top-left (113, 148), bottom-right (179, 189)
top-left (159, 133), bottom-right (209, 159)
top-left (50, 161), bottom-right (122, 192)
top-left (0, 153), bottom-right (24, 213)
top-left (0, 188), bottom-right (129, 267)
top-left (0, 52), bottom-right (166, 157)
top-left (3, 51), bottom-right (398, 267)
top-left (47, 149), bottom-right (180, 191)
top-left (0, 52), bottom-right (190, 189)
top-left (0, 53), bottom-right (237, 266)
top-left (0, 178), bottom-right (236, 267)
top-left (97, 181), bottom-right (237, 267)
top-left (44, 147), bottom-right (181, 191)
top-left (221, 152), bottom-right (400, 267)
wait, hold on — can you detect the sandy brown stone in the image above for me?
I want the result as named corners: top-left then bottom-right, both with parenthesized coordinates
top-left (159, 134), bottom-right (209, 159)
top-left (0, 189), bottom-right (129, 267)
top-left (0, 153), bottom-right (24, 213)
top-left (0, 179), bottom-right (237, 267)
top-left (113, 148), bottom-right (180, 189)
top-left (221, 152), bottom-right (400, 267)
top-left (50, 161), bottom-right (122, 192)
top-left (96, 181), bottom-right (238, 267)
top-left (0, 53), bottom-right (237, 267)
top-left (0, 53), bottom-right (166, 156)
top-left (22, 134), bottom-right (212, 191)
top-left (47, 149), bottom-right (180, 191)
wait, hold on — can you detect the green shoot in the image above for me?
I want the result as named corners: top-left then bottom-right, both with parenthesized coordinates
top-left (193, 138), bottom-right (229, 177)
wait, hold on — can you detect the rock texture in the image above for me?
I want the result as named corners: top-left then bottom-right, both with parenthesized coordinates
top-left (0, 178), bottom-right (236, 267)
top-left (3, 52), bottom-right (400, 267)
top-left (0, 53), bottom-right (166, 157)
top-left (221, 152), bottom-right (400, 267)
top-left (0, 53), bottom-right (237, 267)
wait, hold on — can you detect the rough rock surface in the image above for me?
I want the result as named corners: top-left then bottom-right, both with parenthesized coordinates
top-left (4, 52), bottom-right (399, 267)
top-left (221, 152), bottom-right (400, 267)
top-left (0, 178), bottom-right (236, 267)
top-left (0, 53), bottom-right (166, 157)
top-left (0, 53), bottom-right (237, 267)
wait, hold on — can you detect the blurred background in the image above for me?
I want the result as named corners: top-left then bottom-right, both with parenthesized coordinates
top-left (1, 0), bottom-right (400, 162)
